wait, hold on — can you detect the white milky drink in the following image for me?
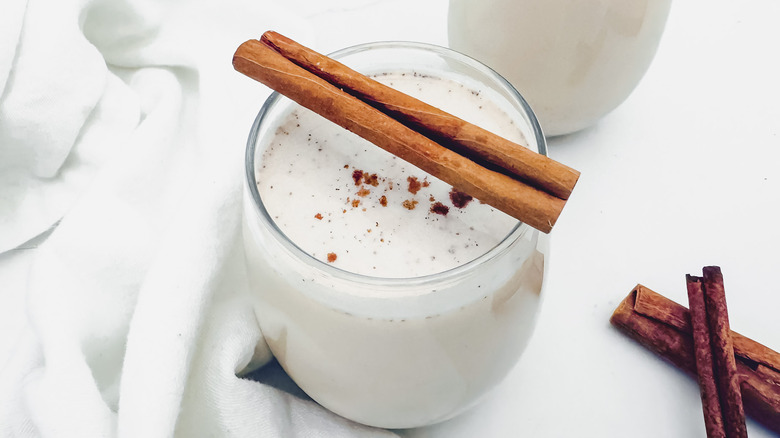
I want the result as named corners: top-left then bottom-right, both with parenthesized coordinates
top-left (257, 72), bottom-right (521, 278)
top-left (242, 42), bottom-right (549, 428)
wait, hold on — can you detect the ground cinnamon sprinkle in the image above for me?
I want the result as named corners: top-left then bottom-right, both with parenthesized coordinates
top-left (352, 169), bottom-right (364, 186)
top-left (364, 173), bottom-right (379, 186)
top-left (314, 213), bottom-right (323, 220)
top-left (379, 195), bottom-right (388, 207)
top-left (407, 176), bottom-right (422, 194)
top-left (430, 202), bottom-right (449, 216)
top-left (449, 188), bottom-right (473, 208)
top-left (326, 252), bottom-right (337, 263)
top-left (402, 199), bottom-right (418, 210)
top-left (357, 187), bottom-right (370, 197)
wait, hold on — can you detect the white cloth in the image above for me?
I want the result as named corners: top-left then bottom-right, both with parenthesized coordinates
top-left (0, 0), bottom-right (398, 436)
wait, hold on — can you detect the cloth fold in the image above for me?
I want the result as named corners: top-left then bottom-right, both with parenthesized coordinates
top-left (0, 0), bottom-right (399, 436)
top-left (0, 0), bottom-right (118, 252)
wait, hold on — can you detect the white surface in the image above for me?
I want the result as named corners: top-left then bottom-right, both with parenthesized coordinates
top-left (1, 0), bottom-right (779, 437)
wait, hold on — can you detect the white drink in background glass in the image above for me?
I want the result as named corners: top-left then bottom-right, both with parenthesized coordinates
top-left (448, 0), bottom-right (672, 136)
top-left (242, 42), bottom-right (548, 428)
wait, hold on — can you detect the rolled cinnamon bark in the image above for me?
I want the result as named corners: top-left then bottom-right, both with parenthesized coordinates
top-left (687, 275), bottom-right (727, 438)
top-left (699, 267), bottom-right (748, 438)
top-left (260, 31), bottom-right (580, 200)
top-left (233, 38), bottom-right (566, 233)
top-left (611, 285), bottom-right (780, 434)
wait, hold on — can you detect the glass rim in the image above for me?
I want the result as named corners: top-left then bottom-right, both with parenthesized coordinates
top-left (244, 40), bottom-right (546, 287)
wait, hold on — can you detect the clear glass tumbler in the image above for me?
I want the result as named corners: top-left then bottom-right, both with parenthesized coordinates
top-left (243, 41), bottom-right (548, 428)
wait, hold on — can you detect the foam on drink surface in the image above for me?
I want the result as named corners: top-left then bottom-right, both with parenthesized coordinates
top-left (256, 72), bottom-right (527, 278)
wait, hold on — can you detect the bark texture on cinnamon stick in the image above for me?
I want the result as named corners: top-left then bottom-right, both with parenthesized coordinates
top-left (232, 33), bottom-right (576, 233)
top-left (687, 275), bottom-right (728, 437)
top-left (700, 267), bottom-right (748, 437)
top-left (611, 284), bottom-right (780, 434)
top-left (260, 31), bottom-right (580, 201)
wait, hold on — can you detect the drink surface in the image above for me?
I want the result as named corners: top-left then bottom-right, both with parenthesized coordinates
top-left (255, 72), bottom-right (527, 278)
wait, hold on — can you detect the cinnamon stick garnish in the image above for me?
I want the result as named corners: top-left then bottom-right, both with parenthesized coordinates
top-left (259, 31), bottom-right (580, 201)
top-left (233, 33), bottom-right (575, 233)
top-left (611, 284), bottom-right (780, 434)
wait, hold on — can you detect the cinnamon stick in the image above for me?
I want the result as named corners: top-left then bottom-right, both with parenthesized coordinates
top-left (259, 31), bottom-right (580, 200)
top-left (610, 284), bottom-right (780, 434)
top-left (687, 275), bottom-right (727, 437)
top-left (233, 36), bottom-right (570, 233)
top-left (699, 267), bottom-right (748, 438)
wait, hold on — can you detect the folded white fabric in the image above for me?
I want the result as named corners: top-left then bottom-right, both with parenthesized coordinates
top-left (0, 0), bottom-right (122, 253)
top-left (0, 0), bottom-right (399, 436)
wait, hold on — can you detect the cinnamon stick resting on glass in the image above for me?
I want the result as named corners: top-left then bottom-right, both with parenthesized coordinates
top-left (260, 31), bottom-right (579, 201)
top-left (232, 32), bottom-right (579, 233)
top-left (611, 284), bottom-right (780, 434)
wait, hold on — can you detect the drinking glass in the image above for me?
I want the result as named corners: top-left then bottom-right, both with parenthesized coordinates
top-left (243, 41), bottom-right (549, 428)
